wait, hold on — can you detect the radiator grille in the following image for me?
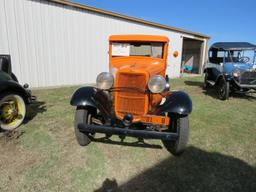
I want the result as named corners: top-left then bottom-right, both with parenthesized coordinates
top-left (240, 71), bottom-right (256, 85)
top-left (115, 72), bottom-right (148, 120)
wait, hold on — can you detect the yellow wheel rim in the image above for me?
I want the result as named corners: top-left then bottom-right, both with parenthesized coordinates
top-left (1, 97), bottom-right (23, 127)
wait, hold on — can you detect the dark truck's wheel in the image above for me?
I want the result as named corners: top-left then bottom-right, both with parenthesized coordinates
top-left (203, 72), bottom-right (209, 90)
top-left (0, 93), bottom-right (26, 131)
top-left (74, 108), bottom-right (95, 146)
top-left (162, 115), bottom-right (189, 156)
top-left (218, 78), bottom-right (229, 100)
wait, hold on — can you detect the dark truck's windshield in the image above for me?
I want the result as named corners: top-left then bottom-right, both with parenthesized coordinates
top-left (225, 50), bottom-right (256, 64)
top-left (111, 42), bottom-right (164, 58)
top-left (210, 49), bottom-right (256, 64)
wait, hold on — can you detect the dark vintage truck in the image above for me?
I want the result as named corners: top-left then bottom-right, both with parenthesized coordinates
top-left (204, 42), bottom-right (256, 100)
top-left (0, 55), bottom-right (35, 130)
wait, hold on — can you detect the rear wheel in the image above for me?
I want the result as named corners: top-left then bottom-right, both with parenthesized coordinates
top-left (162, 115), bottom-right (189, 156)
top-left (0, 93), bottom-right (26, 131)
top-left (74, 108), bottom-right (95, 146)
top-left (218, 78), bottom-right (229, 100)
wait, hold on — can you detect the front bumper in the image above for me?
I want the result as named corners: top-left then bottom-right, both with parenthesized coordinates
top-left (233, 70), bottom-right (256, 88)
top-left (78, 123), bottom-right (178, 141)
top-left (233, 80), bottom-right (256, 88)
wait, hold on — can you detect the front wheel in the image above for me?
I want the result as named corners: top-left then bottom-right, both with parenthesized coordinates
top-left (203, 72), bottom-right (209, 90)
top-left (218, 78), bottom-right (229, 100)
top-left (74, 108), bottom-right (95, 146)
top-left (0, 93), bottom-right (26, 131)
top-left (162, 115), bottom-right (189, 156)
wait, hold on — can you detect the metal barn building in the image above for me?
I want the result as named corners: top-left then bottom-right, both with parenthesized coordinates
top-left (0, 0), bottom-right (210, 88)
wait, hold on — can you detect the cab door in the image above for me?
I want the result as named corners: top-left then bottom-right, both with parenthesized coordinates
top-left (206, 50), bottom-right (224, 82)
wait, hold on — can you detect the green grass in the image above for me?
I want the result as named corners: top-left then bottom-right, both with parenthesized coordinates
top-left (0, 76), bottom-right (255, 192)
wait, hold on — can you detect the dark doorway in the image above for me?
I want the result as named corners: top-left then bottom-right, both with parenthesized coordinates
top-left (181, 38), bottom-right (203, 74)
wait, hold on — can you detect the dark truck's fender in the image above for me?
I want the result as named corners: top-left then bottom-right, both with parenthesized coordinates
top-left (214, 74), bottom-right (233, 86)
top-left (156, 91), bottom-right (192, 115)
top-left (0, 80), bottom-right (31, 104)
top-left (70, 86), bottom-right (111, 118)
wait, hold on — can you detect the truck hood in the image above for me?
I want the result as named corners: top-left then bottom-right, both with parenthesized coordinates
top-left (110, 57), bottom-right (166, 77)
top-left (224, 62), bottom-right (256, 73)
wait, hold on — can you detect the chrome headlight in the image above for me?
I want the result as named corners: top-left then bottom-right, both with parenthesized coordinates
top-left (96, 72), bottom-right (114, 89)
top-left (232, 69), bottom-right (241, 78)
top-left (148, 75), bottom-right (166, 93)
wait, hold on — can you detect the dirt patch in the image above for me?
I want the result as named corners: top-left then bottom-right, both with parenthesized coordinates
top-left (0, 129), bottom-right (23, 141)
top-left (0, 136), bottom-right (43, 192)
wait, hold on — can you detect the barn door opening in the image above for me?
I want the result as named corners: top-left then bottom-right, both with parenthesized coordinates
top-left (181, 38), bottom-right (203, 74)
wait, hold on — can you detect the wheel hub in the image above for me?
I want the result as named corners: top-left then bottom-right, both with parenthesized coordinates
top-left (0, 101), bottom-right (20, 123)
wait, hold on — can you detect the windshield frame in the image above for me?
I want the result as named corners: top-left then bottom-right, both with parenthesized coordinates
top-left (109, 41), bottom-right (167, 60)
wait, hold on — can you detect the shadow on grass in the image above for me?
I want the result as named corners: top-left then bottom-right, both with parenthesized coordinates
top-left (184, 80), bottom-right (204, 88)
top-left (184, 80), bottom-right (219, 99)
top-left (184, 80), bottom-right (256, 101)
top-left (23, 100), bottom-right (47, 124)
top-left (231, 92), bottom-right (256, 101)
top-left (92, 136), bottom-right (162, 149)
top-left (95, 146), bottom-right (256, 192)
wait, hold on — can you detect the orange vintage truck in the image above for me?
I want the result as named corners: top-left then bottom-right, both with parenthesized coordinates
top-left (70, 35), bottom-right (192, 155)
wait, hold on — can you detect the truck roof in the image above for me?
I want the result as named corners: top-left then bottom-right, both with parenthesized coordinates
top-left (210, 42), bottom-right (256, 51)
top-left (109, 35), bottom-right (169, 43)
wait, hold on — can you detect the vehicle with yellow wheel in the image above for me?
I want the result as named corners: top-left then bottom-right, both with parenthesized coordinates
top-left (0, 55), bottom-right (35, 131)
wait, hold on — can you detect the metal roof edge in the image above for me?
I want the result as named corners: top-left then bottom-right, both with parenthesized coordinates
top-left (46, 0), bottom-right (210, 39)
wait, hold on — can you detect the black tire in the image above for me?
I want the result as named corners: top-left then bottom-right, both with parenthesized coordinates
top-left (203, 72), bottom-right (209, 90)
top-left (162, 115), bottom-right (189, 156)
top-left (74, 108), bottom-right (95, 146)
top-left (218, 78), bottom-right (229, 100)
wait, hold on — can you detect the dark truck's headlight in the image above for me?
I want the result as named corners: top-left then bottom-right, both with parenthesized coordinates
top-left (148, 75), bottom-right (166, 93)
top-left (232, 69), bottom-right (241, 78)
top-left (96, 72), bottom-right (114, 89)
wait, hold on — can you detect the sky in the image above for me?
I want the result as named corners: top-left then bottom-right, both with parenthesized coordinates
top-left (73, 0), bottom-right (256, 46)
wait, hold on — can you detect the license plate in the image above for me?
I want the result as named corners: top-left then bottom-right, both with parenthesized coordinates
top-left (141, 115), bottom-right (170, 126)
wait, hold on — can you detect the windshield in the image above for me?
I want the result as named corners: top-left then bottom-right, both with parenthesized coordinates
top-left (111, 42), bottom-right (164, 58)
top-left (225, 50), bottom-right (256, 64)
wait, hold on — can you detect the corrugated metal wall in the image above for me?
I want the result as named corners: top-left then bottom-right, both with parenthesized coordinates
top-left (0, 0), bottom-right (206, 88)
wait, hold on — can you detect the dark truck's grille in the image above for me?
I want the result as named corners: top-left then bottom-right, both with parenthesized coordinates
top-left (239, 71), bottom-right (256, 85)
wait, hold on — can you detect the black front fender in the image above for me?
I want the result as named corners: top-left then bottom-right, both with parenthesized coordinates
top-left (215, 74), bottom-right (233, 85)
top-left (70, 86), bottom-right (98, 107)
top-left (0, 80), bottom-right (31, 103)
top-left (70, 86), bottom-right (111, 117)
top-left (157, 91), bottom-right (192, 115)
